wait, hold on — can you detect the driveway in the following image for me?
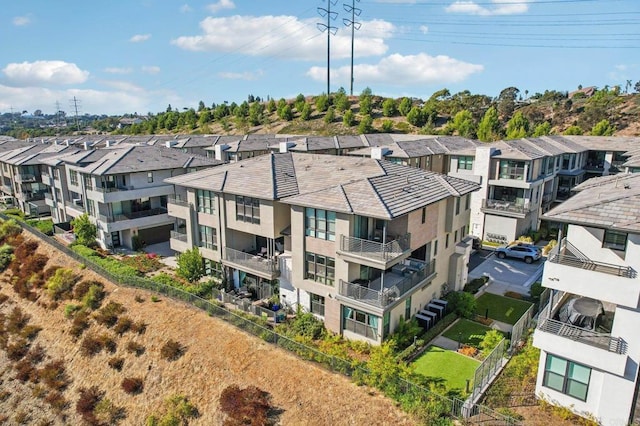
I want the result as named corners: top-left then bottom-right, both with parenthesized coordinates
top-left (468, 250), bottom-right (544, 296)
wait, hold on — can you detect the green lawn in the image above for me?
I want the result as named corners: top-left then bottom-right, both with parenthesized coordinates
top-left (442, 319), bottom-right (505, 347)
top-left (411, 345), bottom-right (480, 392)
top-left (475, 293), bottom-right (533, 325)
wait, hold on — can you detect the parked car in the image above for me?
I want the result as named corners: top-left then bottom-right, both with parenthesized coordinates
top-left (495, 243), bottom-right (541, 264)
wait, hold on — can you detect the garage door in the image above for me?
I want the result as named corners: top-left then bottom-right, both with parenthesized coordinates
top-left (137, 224), bottom-right (173, 245)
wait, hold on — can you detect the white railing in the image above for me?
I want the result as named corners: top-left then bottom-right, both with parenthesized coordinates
top-left (224, 247), bottom-right (279, 276)
top-left (340, 233), bottom-right (411, 262)
top-left (170, 230), bottom-right (188, 242)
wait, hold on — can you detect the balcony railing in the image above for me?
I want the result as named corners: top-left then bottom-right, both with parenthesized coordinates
top-left (541, 193), bottom-right (553, 204)
top-left (15, 174), bottom-right (36, 183)
top-left (339, 233), bottom-right (411, 263)
top-left (311, 301), bottom-right (325, 316)
top-left (170, 230), bottom-right (188, 242)
top-left (24, 192), bottom-right (47, 202)
top-left (167, 196), bottom-right (190, 208)
top-left (64, 200), bottom-right (85, 212)
top-left (537, 303), bottom-right (626, 354)
top-left (93, 185), bottom-right (134, 193)
top-left (99, 207), bottom-right (168, 223)
top-left (549, 238), bottom-right (636, 278)
top-left (339, 259), bottom-right (436, 308)
top-left (343, 318), bottom-right (378, 340)
top-left (224, 247), bottom-right (279, 276)
top-left (482, 199), bottom-right (534, 215)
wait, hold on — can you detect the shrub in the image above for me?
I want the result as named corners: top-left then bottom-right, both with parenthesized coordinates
top-left (463, 276), bottom-right (489, 294)
top-left (108, 357), bottom-right (124, 371)
top-left (113, 316), bottom-right (132, 335)
top-left (7, 338), bottom-right (29, 361)
top-left (542, 239), bottom-right (557, 255)
top-left (76, 386), bottom-right (104, 424)
top-left (82, 283), bottom-right (106, 310)
top-left (126, 340), bottom-right (145, 356)
top-left (26, 219), bottom-right (54, 236)
top-left (71, 213), bottom-right (97, 246)
top-left (134, 294), bottom-right (145, 303)
top-left (100, 334), bottom-right (117, 353)
top-left (132, 234), bottom-right (144, 251)
top-left (44, 391), bottom-right (67, 412)
top-left (46, 268), bottom-right (79, 300)
top-left (7, 306), bottom-right (30, 334)
top-left (480, 329), bottom-right (505, 357)
top-left (0, 293), bottom-right (8, 304)
top-left (94, 398), bottom-right (124, 424)
top-left (160, 339), bottom-right (185, 361)
top-left (219, 385), bottom-right (272, 426)
top-left (64, 303), bottom-right (82, 318)
top-left (420, 312), bottom-right (458, 347)
top-left (122, 254), bottom-right (164, 274)
top-left (389, 318), bottom-right (422, 350)
top-left (444, 291), bottom-right (477, 319)
top-left (95, 301), bottom-right (125, 327)
top-left (38, 359), bottom-right (68, 391)
top-left (43, 265), bottom-right (61, 281)
top-left (121, 377), bottom-right (144, 394)
top-left (285, 312), bottom-right (325, 340)
top-left (81, 334), bottom-right (104, 356)
top-left (146, 394), bottom-right (199, 426)
top-left (71, 244), bottom-right (140, 277)
top-left (14, 358), bottom-right (38, 382)
top-left (20, 324), bottom-right (41, 340)
top-left (25, 343), bottom-right (46, 365)
top-left (0, 244), bottom-right (14, 272)
top-left (70, 310), bottom-right (91, 338)
top-left (0, 219), bottom-right (22, 244)
top-left (458, 345), bottom-right (479, 358)
top-left (131, 320), bottom-right (147, 335)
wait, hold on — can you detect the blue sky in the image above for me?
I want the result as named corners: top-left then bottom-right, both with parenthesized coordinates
top-left (1, 0), bottom-right (638, 115)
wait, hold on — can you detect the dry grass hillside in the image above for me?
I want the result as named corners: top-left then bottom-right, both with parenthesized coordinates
top-left (0, 233), bottom-right (415, 425)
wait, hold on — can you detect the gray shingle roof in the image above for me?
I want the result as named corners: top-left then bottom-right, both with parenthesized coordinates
top-left (543, 173), bottom-right (640, 233)
top-left (166, 152), bottom-right (480, 219)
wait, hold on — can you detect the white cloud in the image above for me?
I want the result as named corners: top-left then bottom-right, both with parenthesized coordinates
top-left (306, 53), bottom-right (483, 86)
top-left (129, 34), bottom-right (151, 43)
top-left (100, 80), bottom-right (145, 93)
top-left (141, 66), bottom-right (161, 74)
top-left (180, 4), bottom-right (192, 13)
top-left (207, 0), bottom-right (235, 13)
top-left (217, 70), bottom-right (263, 80)
top-left (419, 25), bottom-right (429, 34)
top-left (104, 67), bottom-right (132, 74)
top-left (172, 15), bottom-right (393, 60)
top-left (3, 60), bottom-right (89, 86)
top-left (446, 0), bottom-right (531, 16)
top-left (13, 15), bottom-right (31, 26)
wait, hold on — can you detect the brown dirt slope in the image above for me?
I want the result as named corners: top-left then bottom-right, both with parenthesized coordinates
top-left (0, 236), bottom-right (415, 425)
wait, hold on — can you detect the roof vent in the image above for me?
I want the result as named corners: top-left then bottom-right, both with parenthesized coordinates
top-left (371, 146), bottom-right (390, 160)
top-left (624, 183), bottom-right (630, 189)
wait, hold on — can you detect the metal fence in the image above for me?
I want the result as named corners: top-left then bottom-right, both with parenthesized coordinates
top-left (5, 215), bottom-right (518, 426)
top-left (471, 339), bottom-right (508, 402)
top-left (509, 304), bottom-right (534, 352)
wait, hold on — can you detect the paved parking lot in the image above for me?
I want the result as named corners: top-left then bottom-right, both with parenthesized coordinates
top-left (468, 249), bottom-right (544, 295)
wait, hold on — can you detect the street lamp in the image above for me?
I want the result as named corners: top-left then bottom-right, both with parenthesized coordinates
top-left (458, 331), bottom-right (462, 350)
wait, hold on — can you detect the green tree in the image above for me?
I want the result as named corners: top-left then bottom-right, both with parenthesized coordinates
top-left (176, 247), bottom-right (204, 283)
top-left (497, 86), bottom-right (519, 118)
top-left (343, 110), bottom-right (356, 127)
top-left (279, 105), bottom-right (293, 121)
top-left (248, 102), bottom-right (265, 126)
top-left (358, 115), bottom-right (373, 134)
top-left (294, 93), bottom-right (306, 113)
top-left (445, 291), bottom-right (476, 318)
top-left (198, 109), bottom-right (212, 127)
top-left (447, 110), bottom-right (476, 138)
top-left (532, 121), bottom-right (552, 137)
top-left (381, 119), bottom-right (394, 132)
top-left (480, 329), bottom-right (504, 357)
top-left (324, 106), bottom-right (335, 124)
top-left (197, 100), bottom-right (206, 112)
top-left (300, 103), bottom-right (312, 121)
top-left (382, 98), bottom-right (397, 117)
top-left (314, 94), bottom-right (330, 112)
top-left (590, 119), bottom-right (615, 136)
top-left (505, 111), bottom-right (530, 139)
top-left (406, 107), bottom-right (425, 127)
top-left (563, 125), bottom-right (583, 135)
top-left (359, 87), bottom-right (374, 115)
top-left (398, 97), bottom-right (412, 116)
top-left (71, 213), bottom-right (97, 246)
top-left (477, 106), bottom-right (501, 142)
top-left (266, 98), bottom-right (277, 113)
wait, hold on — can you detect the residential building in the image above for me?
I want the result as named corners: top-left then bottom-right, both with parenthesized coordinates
top-left (166, 151), bottom-right (480, 343)
top-left (43, 145), bottom-right (220, 249)
top-left (533, 173), bottom-right (640, 426)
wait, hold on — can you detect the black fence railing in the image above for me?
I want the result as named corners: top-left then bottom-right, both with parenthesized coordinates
top-left (3, 214), bottom-right (519, 426)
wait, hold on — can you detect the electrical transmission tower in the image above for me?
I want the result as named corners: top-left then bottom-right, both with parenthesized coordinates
top-left (69, 96), bottom-right (81, 132)
top-left (343, 0), bottom-right (361, 96)
top-left (317, 0), bottom-right (338, 97)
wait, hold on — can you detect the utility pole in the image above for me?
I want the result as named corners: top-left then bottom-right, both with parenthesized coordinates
top-left (343, 0), bottom-right (361, 96)
top-left (317, 0), bottom-right (338, 97)
top-left (69, 96), bottom-right (81, 132)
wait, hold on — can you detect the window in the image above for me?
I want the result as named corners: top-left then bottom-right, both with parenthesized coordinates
top-left (421, 207), bottom-right (426, 224)
top-left (343, 307), bottom-right (379, 340)
top-left (86, 200), bottom-right (95, 217)
top-left (499, 160), bottom-right (526, 180)
top-left (433, 240), bottom-right (438, 257)
top-left (236, 196), bottom-right (260, 224)
top-left (455, 197), bottom-right (461, 215)
top-left (383, 312), bottom-right (390, 337)
top-left (305, 208), bottom-right (336, 241)
top-left (197, 189), bottom-right (215, 214)
top-left (457, 156), bottom-right (474, 171)
top-left (466, 194), bottom-right (471, 210)
top-left (305, 252), bottom-right (335, 286)
top-left (445, 234), bottom-right (450, 249)
top-left (147, 172), bottom-right (153, 183)
top-left (543, 354), bottom-right (591, 401)
top-left (461, 225), bottom-right (466, 238)
top-left (83, 174), bottom-right (93, 190)
top-left (405, 297), bottom-right (411, 320)
top-left (203, 259), bottom-right (223, 278)
top-left (310, 293), bottom-right (325, 316)
top-left (603, 230), bottom-right (627, 251)
top-left (198, 225), bottom-right (217, 250)
top-left (454, 230), bottom-right (458, 242)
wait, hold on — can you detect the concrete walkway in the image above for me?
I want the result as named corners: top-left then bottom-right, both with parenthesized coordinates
top-left (432, 336), bottom-right (460, 351)
top-left (143, 241), bottom-right (178, 268)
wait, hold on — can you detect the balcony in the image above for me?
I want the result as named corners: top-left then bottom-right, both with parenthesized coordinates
top-left (15, 173), bottom-right (36, 183)
top-left (41, 172), bottom-right (53, 186)
top-left (223, 247), bottom-right (280, 280)
top-left (549, 239), bottom-right (636, 279)
top-left (170, 230), bottom-right (187, 242)
top-left (99, 207), bottom-right (168, 223)
top-left (541, 193), bottom-right (553, 204)
top-left (167, 196), bottom-right (191, 220)
top-left (337, 233), bottom-right (411, 269)
top-left (1, 185), bottom-right (12, 195)
top-left (89, 184), bottom-right (174, 203)
top-left (481, 199), bottom-right (535, 217)
top-left (167, 196), bottom-right (190, 208)
top-left (64, 200), bottom-right (85, 216)
top-left (169, 230), bottom-right (190, 252)
top-left (338, 259), bottom-right (436, 311)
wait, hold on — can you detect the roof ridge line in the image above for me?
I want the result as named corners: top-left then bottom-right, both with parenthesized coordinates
top-left (367, 170), bottom-right (393, 219)
top-left (433, 174), bottom-right (460, 197)
top-left (100, 145), bottom-right (136, 175)
top-left (338, 184), bottom-right (353, 213)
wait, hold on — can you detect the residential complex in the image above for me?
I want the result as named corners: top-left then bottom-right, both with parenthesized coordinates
top-left (165, 151), bottom-right (479, 343)
top-left (533, 173), bottom-right (640, 426)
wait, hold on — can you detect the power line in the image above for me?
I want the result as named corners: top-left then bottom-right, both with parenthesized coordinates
top-left (343, 0), bottom-right (362, 96)
top-left (69, 97), bottom-right (81, 132)
top-left (317, 0), bottom-right (339, 96)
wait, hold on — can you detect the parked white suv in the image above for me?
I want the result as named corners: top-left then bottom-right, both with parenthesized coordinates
top-left (495, 243), bottom-right (541, 264)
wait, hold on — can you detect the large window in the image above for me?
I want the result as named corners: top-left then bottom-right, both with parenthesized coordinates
top-left (543, 354), bottom-right (591, 401)
top-left (310, 293), bottom-right (325, 316)
top-left (343, 307), bottom-right (379, 340)
top-left (197, 189), bottom-right (215, 214)
top-left (305, 252), bottom-right (335, 286)
top-left (204, 259), bottom-right (223, 278)
top-left (603, 230), bottom-right (627, 251)
top-left (236, 196), bottom-right (260, 224)
top-left (198, 225), bottom-right (217, 250)
top-left (499, 160), bottom-right (526, 180)
top-left (457, 156), bottom-right (474, 171)
top-left (83, 174), bottom-right (93, 190)
top-left (305, 208), bottom-right (336, 241)
top-left (455, 197), bottom-right (461, 215)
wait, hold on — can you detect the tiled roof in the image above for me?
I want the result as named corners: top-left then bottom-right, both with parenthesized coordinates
top-left (543, 173), bottom-right (640, 233)
top-left (166, 152), bottom-right (480, 219)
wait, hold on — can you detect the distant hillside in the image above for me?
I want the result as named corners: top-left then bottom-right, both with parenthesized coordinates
top-left (5, 88), bottom-right (640, 139)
